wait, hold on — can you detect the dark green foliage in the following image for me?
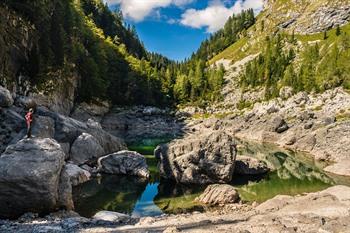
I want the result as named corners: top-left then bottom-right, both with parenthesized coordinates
top-left (336, 25), bottom-right (341, 36)
top-left (323, 30), bottom-right (328, 40)
top-left (241, 33), bottom-right (350, 99)
top-left (241, 34), bottom-right (294, 99)
top-left (193, 9), bottom-right (255, 61)
top-left (3, 0), bottom-right (168, 106)
top-left (79, 0), bottom-right (147, 58)
top-left (159, 9), bottom-right (256, 106)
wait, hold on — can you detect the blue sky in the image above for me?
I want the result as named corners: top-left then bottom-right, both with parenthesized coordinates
top-left (105, 0), bottom-right (264, 61)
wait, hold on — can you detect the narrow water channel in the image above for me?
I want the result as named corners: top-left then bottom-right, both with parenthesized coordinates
top-left (73, 138), bottom-right (348, 218)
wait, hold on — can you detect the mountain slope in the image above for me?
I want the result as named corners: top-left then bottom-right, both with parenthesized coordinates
top-left (0, 0), bottom-right (169, 114)
top-left (207, 0), bottom-right (350, 109)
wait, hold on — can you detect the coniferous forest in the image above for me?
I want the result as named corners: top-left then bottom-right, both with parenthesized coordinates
top-left (4, 0), bottom-right (348, 107)
top-left (1, 0), bottom-right (255, 107)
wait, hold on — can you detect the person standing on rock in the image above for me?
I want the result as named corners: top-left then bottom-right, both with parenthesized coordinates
top-left (25, 108), bottom-right (34, 138)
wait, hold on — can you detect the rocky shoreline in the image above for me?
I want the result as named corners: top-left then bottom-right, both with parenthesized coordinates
top-left (1, 185), bottom-right (350, 232)
top-left (1, 83), bottom-right (350, 232)
top-left (177, 87), bottom-right (350, 178)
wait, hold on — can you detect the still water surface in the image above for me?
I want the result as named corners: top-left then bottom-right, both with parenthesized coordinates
top-left (73, 139), bottom-right (347, 217)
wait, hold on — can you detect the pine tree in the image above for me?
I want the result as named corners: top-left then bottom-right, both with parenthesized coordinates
top-left (323, 30), bottom-right (328, 40)
top-left (336, 25), bottom-right (341, 36)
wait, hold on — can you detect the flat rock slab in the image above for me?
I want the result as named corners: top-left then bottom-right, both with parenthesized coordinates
top-left (196, 184), bottom-right (239, 205)
top-left (324, 160), bottom-right (350, 177)
top-left (93, 211), bottom-right (131, 223)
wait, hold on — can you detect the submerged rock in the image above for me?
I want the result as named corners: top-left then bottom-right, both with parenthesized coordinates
top-left (98, 151), bottom-right (149, 178)
top-left (157, 131), bottom-right (237, 184)
top-left (0, 138), bottom-right (72, 218)
top-left (234, 156), bottom-right (270, 175)
top-left (195, 184), bottom-right (239, 205)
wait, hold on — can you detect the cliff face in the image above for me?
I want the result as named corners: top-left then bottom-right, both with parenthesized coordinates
top-left (0, 5), bottom-right (36, 93)
top-left (261, 0), bottom-right (350, 34)
top-left (0, 0), bottom-right (169, 115)
top-left (0, 4), bottom-right (79, 115)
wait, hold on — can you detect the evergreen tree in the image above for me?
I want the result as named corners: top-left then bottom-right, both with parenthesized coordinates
top-left (336, 25), bottom-right (341, 36)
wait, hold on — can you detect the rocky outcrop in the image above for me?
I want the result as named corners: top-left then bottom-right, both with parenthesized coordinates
top-left (31, 115), bottom-right (55, 138)
top-left (157, 131), bottom-right (237, 184)
top-left (70, 133), bottom-right (105, 165)
top-left (0, 86), bottom-right (14, 107)
top-left (0, 107), bottom-right (25, 153)
top-left (98, 151), bottom-right (149, 178)
top-left (0, 86), bottom-right (127, 166)
top-left (263, 0), bottom-right (350, 35)
top-left (101, 106), bottom-right (182, 143)
top-left (37, 107), bottom-right (127, 156)
top-left (234, 156), bottom-right (270, 175)
top-left (71, 101), bottom-right (110, 123)
top-left (294, 6), bottom-right (350, 34)
top-left (0, 138), bottom-right (73, 218)
top-left (195, 184), bottom-right (239, 206)
top-left (64, 163), bottom-right (91, 186)
top-left (2, 186), bottom-right (350, 232)
top-left (324, 160), bottom-right (350, 177)
top-left (0, 6), bottom-right (36, 91)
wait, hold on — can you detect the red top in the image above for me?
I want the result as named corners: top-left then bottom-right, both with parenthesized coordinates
top-left (25, 112), bottom-right (33, 125)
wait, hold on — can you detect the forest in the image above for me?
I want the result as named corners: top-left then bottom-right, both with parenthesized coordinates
top-left (240, 29), bottom-right (350, 100)
top-left (1, 0), bottom-right (255, 107)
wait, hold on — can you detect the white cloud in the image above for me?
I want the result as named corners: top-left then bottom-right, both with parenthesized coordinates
top-left (180, 0), bottom-right (264, 33)
top-left (104, 0), bottom-right (195, 22)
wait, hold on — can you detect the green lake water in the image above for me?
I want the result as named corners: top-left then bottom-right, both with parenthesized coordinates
top-left (73, 138), bottom-right (349, 218)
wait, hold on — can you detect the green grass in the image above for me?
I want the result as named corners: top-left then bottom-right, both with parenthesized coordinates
top-left (336, 111), bottom-right (350, 122)
top-left (209, 37), bottom-right (251, 64)
top-left (192, 111), bottom-right (235, 120)
top-left (313, 105), bottom-right (323, 111)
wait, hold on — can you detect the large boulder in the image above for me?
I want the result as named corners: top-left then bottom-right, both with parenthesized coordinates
top-left (31, 115), bottom-right (55, 138)
top-left (0, 108), bottom-right (26, 153)
top-left (0, 138), bottom-right (73, 218)
top-left (64, 163), bottom-right (91, 186)
top-left (0, 86), bottom-right (13, 107)
top-left (157, 131), bottom-right (237, 184)
top-left (98, 151), bottom-right (149, 178)
top-left (70, 133), bottom-right (105, 165)
top-left (195, 184), bottom-right (240, 205)
top-left (234, 156), bottom-right (270, 175)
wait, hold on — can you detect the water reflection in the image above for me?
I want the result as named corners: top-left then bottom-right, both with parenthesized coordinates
top-left (235, 140), bottom-right (334, 202)
top-left (132, 183), bottom-right (162, 217)
top-left (73, 139), bottom-right (348, 218)
top-left (154, 180), bottom-right (204, 214)
top-left (73, 175), bottom-right (148, 217)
